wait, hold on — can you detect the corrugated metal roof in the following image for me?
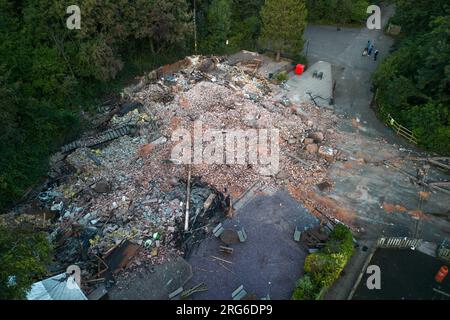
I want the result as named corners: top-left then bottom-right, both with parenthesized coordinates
top-left (27, 273), bottom-right (87, 300)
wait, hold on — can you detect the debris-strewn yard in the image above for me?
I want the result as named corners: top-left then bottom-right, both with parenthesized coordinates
top-left (3, 51), bottom-right (449, 299)
top-left (2, 54), bottom-right (344, 296)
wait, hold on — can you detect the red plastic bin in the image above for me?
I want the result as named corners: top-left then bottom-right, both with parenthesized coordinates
top-left (295, 64), bottom-right (305, 75)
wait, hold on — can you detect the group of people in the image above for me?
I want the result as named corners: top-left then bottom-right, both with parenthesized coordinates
top-left (362, 40), bottom-right (379, 61)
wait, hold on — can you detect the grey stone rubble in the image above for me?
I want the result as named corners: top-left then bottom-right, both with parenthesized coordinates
top-left (5, 53), bottom-right (344, 298)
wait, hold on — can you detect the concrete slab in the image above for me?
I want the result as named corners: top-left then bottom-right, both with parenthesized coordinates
top-left (286, 61), bottom-right (333, 108)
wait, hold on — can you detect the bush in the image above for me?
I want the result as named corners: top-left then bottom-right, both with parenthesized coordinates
top-left (292, 54), bottom-right (308, 67)
top-left (0, 224), bottom-right (53, 299)
top-left (276, 71), bottom-right (289, 82)
top-left (326, 223), bottom-right (354, 258)
top-left (305, 251), bottom-right (348, 288)
top-left (372, 10), bottom-right (450, 154)
top-left (292, 274), bottom-right (318, 300)
top-left (292, 224), bottom-right (354, 300)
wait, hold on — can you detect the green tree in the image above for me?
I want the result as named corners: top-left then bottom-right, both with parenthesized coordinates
top-left (293, 224), bottom-right (354, 299)
top-left (202, 0), bottom-right (232, 54)
top-left (391, 0), bottom-right (448, 36)
top-left (0, 0), bottom-right (193, 210)
top-left (229, 0), bottom-right (264, 51)
top-left (373, 10), bottom-right (450, 154)
top-left (0, 225), bottom-right (53, 299)
top-left (305, 0), bottom-right (368, 25)
top-left (259, 0), bottom-right (308, 61)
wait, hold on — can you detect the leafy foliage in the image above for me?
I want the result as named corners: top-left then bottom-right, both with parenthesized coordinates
top-left (0, 0), bottom-right (191, 210)
top-left (259, 0), bottom-right (308, 60)
top-left (292, 274), bottom-right (318, 300)
top-left (229, 0), bottom-right (264, 52)
top-left (305, 0), bottom-right (369, 25)
top-left (0, 224), bottom-right (53, 299)
top-left (276, 71), bottom-right (289, 83)
top-left (196, 0), bottom-right (264, 54)
top-left (292, 224), bottom-right (354, 300)
top-left (201, 0), bottom-right (232, 54)
top-left (373, 4), bottom-right (450, 154)
top-left (390, 0), bottom-right (448, 36)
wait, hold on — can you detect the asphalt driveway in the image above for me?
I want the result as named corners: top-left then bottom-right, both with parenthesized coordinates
top-left (185, 190), bottom-right (319, 300)
top-left (303, 5), bottom-right (398, 142)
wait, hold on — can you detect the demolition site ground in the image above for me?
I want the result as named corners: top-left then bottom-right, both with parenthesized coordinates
top-left (3, 12), bottom-right (450, 300)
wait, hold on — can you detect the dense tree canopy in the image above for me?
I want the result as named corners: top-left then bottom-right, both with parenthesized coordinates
top-left (196, 0), bottom-right (264, 54)
top-left (0, 224), bottom-right (53, 299)
top-left (390, 0), bottom-right (448, 36)
top-left (0, 0), bottom-right (192, 210)
top-left (202, 0), bottom-right (232, 53)
top-left (259, 0), bottom-right (308, 60)
top-left (374, 1), bottom-right (450, 153)
top-left (0, 0), bottom-right (270, 210)
top-left (305, 0), bottom-right (369, 25)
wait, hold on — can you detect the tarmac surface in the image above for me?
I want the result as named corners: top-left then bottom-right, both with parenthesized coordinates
top-left (290, 4), bottom-right (450, 244)
top-left (289, 4), bottom-right (450, 300)
top-left (302, 4), bottom-right (397, 142)
top-left (185, 189), bottom-right (319, 300)
top-left (108, 256), bottom-right (193, 300)
top-left (352, 248), bottom-right (450, 300)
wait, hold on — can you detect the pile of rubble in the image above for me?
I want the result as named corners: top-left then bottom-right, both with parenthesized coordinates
top-left (5, 54), bottom-right (341, 295)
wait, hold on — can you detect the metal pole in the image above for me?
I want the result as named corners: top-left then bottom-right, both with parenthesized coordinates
top-left (305, 40), bottom-right (309, 59)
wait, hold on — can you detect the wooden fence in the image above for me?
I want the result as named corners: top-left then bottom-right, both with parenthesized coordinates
top-left (387, 114), bottom-right (419, 145)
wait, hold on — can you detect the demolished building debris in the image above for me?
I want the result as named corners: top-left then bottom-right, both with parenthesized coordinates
top-left (3, 53), bottom-right (348, 297)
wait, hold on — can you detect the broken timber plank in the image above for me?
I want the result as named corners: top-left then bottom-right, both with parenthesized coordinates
top-left (427, 158), bottom-right (450, 172)
top-left (210, 255), bottom-right (233, 264)
top-left (232, 180), bottom-right (260, 208)
top-left (212, 223), bottom-right (224, 237)
top-left (409, 157), bottom-right (450, 172)
top-left (384, 161), bottom-right (450, 195)
top-left (203, 193), bottom-right (216, 211)
top-left (428, 182), bottom-right (450, 187)
top-left (220, 246), bottom-right (234, 254)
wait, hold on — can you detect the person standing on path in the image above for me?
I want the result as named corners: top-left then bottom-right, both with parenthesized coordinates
top-left (368, 44), bottom-right (374, 56)
top-left (374, 50), bottom-right (379, 61)
top-left (367, 40), bottom-right (371, 50)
